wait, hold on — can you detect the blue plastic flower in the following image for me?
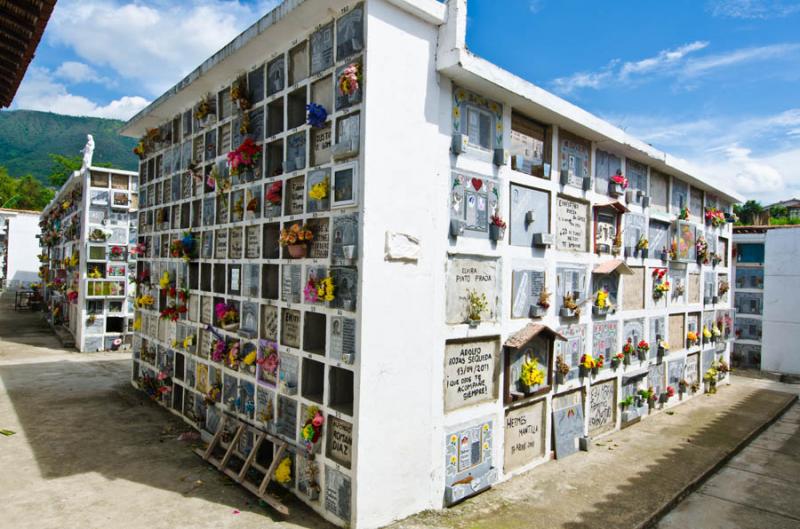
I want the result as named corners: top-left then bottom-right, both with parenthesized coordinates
top-left (306, 103), bottom-right (328, 128)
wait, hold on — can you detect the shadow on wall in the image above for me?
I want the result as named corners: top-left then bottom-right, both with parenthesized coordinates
top-left (0, 344), bottom-right (333, 528)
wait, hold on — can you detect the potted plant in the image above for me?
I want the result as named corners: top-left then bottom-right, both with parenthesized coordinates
top-left (611, 230), bottom-right (623, 257)
top-left (711, 253), bottom-right (722, 267)
top-left (611, 352), bottom-right (624, 369)
top-left (687, 330), bottom-right (699, 347)
top-left (637, 340), bottom-right (650, 361)
top-left (595, 354), bottom-right (605, 375)
top-left (306, 103), bottom-right (328, 128)
top-left (622, 338), bottom-right (634, 365)
top-left (620, 395), bottom-right (634, 411)
top-left (678, 378), bottom-right (688, 395)
top-left (660, 247), bottom-right (669, 262)
top-left (215, 301), bottom-right (240, 332)
top-left (519, 357), bottom-right (545, 393)
top-left (718, 281), bottom-right (729, 297)
top-left (593, 288), bottom-right (612, 316)
top-left (609, 170), bottom-right (628, 197)
top-left (560, 293), bottom-right (581, 318)
top-left (466, 289), bottom-right (488, 327)
top-left (678, 206), bottom-right (690, 220)
top-left (665, 385), bottom-right (676, 401)
top-left (489, 211), bottom-right (506, 241)
top-left (696, 236), bottom-right (709, 264)
top-left (652, 268), bottom-right (670, 300)
top-left (703, 366), bottom-right (718, 393)
top-left (636, 235), bottom-right (649, 259)
top-left (169, 232), bottom-right (196, 262)
top-left (702, 325), bottom-right (712, 345)
top-left (579, 353), bottom-right (596, 378)
top-left (657, 339), bottom-right (669, 358)
top-left (280, 223), bottom-right (314, 258)
top-left (555, 355), bottom-right (570, 384)
top-left (530, 288), bottom-right (551, 318)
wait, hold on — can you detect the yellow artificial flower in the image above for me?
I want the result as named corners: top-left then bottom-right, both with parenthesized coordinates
top-left (159, 271), bottom-right (170, 289)
top-left (520, 358), bottom-right (545, 387)
top-left (308, 176), bottom-right (329, 201)
top-left (274, 457), bottom-right (292, 485)
top-left (182, 335), bottom-right (193, 350)
top-left (243, 350), bottom-right (257, 366)
top-left (133, 318), bottom-right (142, 331)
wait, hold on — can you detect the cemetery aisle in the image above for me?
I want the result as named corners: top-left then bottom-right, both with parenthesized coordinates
top-left (657, 380), bottom-right (800, 529)
top-left (0, 292), bottom-right (333, 529)
top-left (390, 378), bottom-right (797, 529)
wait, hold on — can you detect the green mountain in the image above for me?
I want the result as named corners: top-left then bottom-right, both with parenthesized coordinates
top-left (0, 109), bottom-right (138, 182)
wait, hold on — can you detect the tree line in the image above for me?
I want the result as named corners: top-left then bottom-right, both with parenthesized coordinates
top-left (0, 154), bottom-right (112, 210)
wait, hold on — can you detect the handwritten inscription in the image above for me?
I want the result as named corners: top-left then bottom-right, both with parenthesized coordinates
top-left (556, 197), bottom-right (588, 252)
top-left (444, 338), bottom-right (498, 411)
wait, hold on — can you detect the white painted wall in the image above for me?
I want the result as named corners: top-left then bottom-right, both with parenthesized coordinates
top-left (761, 228), bottom-right (800, 374)
top-left (3, 211), bottom-right (41, 288)
top-left (357, 1), bottom-right (448, 526)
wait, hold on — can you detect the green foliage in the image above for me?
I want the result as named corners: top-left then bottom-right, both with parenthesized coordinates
top-left (0, 109), bottom-right (137, 184)
top-left (733, 200), bottom-right (764, 225)
top-left (769, 216), bottom-right (800, 225)
top-left (0, 166), bottom-right (53, 210)
top-left (48, 154), bottom-right (112, 187)
top-left (770, 205), bottom-right (789, 218)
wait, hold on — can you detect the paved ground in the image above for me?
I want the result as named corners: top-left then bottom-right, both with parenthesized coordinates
top-left (656, 379), bottom-right (800, 529)
top-left (0, 296), bottom-right (331, 529)
top-left (0, 293), bottom-right (797, 529)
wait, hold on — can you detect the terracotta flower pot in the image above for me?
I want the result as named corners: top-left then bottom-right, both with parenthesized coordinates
top-left (287, 243), bottom-right (308, 259)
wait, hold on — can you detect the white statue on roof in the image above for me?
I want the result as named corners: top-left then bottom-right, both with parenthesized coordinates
top-left (81, 134), bottom-right (95, 170)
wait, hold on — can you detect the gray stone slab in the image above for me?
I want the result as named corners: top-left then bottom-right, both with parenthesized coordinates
top-left (657, 493), bottom-right (800, 529)
top-left (749, 430), bottom-right (800, 456)
top-left (699, 467), bottom-right (800, 520)
top-left (728, 445), bottom-right (800, 484)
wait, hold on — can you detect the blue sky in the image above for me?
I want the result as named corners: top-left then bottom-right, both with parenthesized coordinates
top-left (10, 0), bottom-right (800, 202)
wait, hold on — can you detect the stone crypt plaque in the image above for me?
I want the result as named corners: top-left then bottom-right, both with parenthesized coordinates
top-left (444, 337), bottom-right (499, 412)
top-left (504, 399), bottom-right (546, 473)
top-left (446, 255), bottom-right (499, 324)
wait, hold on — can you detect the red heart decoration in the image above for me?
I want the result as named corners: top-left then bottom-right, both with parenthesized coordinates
top-left (471, 178), bottom-right (483, 191)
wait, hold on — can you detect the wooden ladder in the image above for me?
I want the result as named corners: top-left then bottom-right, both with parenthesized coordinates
top-left (194, 414), bottom-right (290, 515)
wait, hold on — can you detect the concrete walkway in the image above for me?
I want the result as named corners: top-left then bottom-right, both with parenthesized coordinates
top-left (656, 380), bottom-right (800, 529)
top-left (0, 298), bottom-right (331, 529)
top-left (0, 294), bottom-right (797, 529)
top-left (389, 382), bottom-right (797, 529)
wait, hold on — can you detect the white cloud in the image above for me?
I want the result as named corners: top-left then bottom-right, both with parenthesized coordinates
top-left (605, 109), bottom-right (800, 203)
top-left (54, 61), bottom-right (97, 83)
top-left (12, 66), bottom-right (149, 120)
top-left (682, 43), bottom-right (800, 76)
top-left (529, 0), bottom-right (544, 14)
top-left (46, 0), bottom-right (281, 96)
top-left (620, 41), bottom-right (709, 78)
top-left (551, 41), bottom-right (709, 94)
top-left (707, 0), bottom-right (800, 19)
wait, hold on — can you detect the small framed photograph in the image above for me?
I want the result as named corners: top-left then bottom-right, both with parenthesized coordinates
top-left (332, 161), bottom-right (358, 208)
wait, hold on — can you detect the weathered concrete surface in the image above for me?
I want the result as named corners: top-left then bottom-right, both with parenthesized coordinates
top-left (0, 300), bottom-right (333, 529)
top-left (389, 381), bottom-right (797, 529)
top-left (656, 385), bottom-right (800, 529)
top-left (1, 295), bottom-right (797, 529)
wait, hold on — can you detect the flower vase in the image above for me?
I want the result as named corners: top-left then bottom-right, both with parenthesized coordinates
top-left (641, 249), bottom-right (649, 259)
top-left (623, 352), bottom-right (631, 366)
top-left (660, 250), bottom-right (668, 262)
top-left (556, 372), bottom-right (565, 385)
top-left (489, 224), bottom-right (505, 241)
top-left (637, 350), bottom-right (647, 362)
top-left (287, 244), bottom-right (308, 259)
top-left (579, 365), bottom-right (589, 378)
top-left (591, 366), bottom-right (599, 376)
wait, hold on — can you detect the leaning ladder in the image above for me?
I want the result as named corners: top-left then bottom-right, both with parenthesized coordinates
top-left (194, 414), bottom-right (290, 515)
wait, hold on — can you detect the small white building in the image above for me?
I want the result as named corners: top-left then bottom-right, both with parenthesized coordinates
top-left (733, 225), bottom-right (800, 375)
top-left (40, 136), bottom-right (139, 352)
top-left (0, 208), bottom-right (42, 289)
top-left (121, 1), bottom-right (739, 527)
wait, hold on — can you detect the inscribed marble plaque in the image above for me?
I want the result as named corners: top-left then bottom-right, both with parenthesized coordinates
top-left (310, 23), bottom-right (334, 75)
top-left (556, 197), bottom-right (588, 252)
top-left (325, 466), bottom-right (351, 522)
top-left (669, 313), bottom-right (685, 352)
top-left (588, 379), bottom-right (616, 436)
top-left (330, 316), bottom-right (356, 362)
top-left (281, 308), bottom-right (301, 348)
top-left (622, 266), bottom-right (645, 310)
top-left (504, 400), bottom-right (546, 473)
top-left (326, 416), bottom-right (353, 468)
top-left (445, 255), bottom-right (499, 324)
top-left (444, 337), bottom-right (500, 412)
top-left (331, 213), bottom-right (358, 263)
top-left (511, 269), bottom-right (545, 318)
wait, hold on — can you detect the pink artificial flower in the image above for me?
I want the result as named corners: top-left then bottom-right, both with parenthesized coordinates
top-left (312, 413), bottom-right (324, 428)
